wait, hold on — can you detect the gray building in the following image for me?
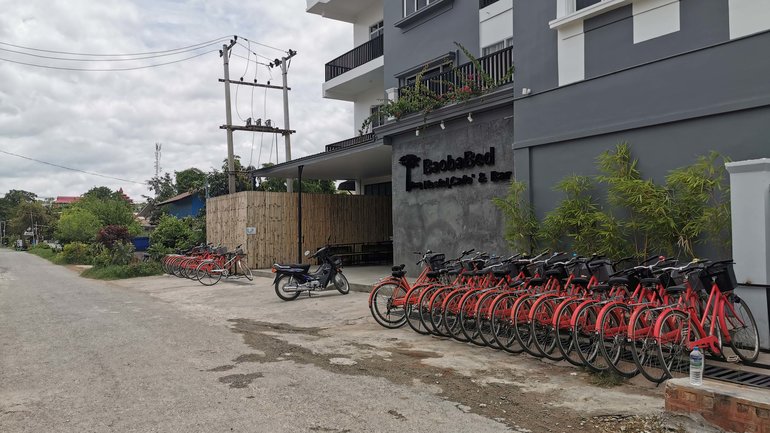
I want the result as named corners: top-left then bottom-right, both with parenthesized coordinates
top-left (255, 0), bottom-right (770, 275)
top-left (514, 0), bottom-right (770, 219)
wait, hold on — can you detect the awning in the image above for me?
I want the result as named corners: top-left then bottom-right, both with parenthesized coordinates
top-left (251, 138), bottom-right (391, 181)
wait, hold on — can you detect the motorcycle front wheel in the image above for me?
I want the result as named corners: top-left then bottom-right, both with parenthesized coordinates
top-left (275, 275), bottom-right (301, 301)
top-left (333, 273), bottom-right (350, 295)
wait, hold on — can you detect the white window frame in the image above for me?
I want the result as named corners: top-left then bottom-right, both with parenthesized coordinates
top-left (552, 0), bottom-right (631, 29)
top-left (369, 21), bottom-right (384, 39)
top-left (403, 0), bottom-right (438, 18)
top-left (481, 37), bottom-right (513, 57)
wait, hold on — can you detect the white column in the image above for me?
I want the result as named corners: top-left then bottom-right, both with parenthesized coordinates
top-left (726, 159), bottom-right (770, 349)
top-left (355, 179), bottom-right (363, 195)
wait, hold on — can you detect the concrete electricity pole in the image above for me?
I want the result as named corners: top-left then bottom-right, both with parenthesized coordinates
top-left (221, 39), bottom-right (238, 195)
top-left (278, 50), bottom-right (296, 192)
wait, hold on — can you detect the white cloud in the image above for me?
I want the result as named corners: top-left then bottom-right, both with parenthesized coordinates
top-left (0, 0), bottom-right (352, 201)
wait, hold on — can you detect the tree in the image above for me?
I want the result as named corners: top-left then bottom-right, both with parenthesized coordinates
top-left (74, 191), bottom-right (141, 236)
top-left (82, 186), bottom-right (116, 200)
top-left (175, 168), bottom-right (206, 194)
top-left (0, 189), bottom-right (37, 222)
top-left (55, 207), bottom-right (102, 243)
top-left (8, 201), bottom-right (53, 241)
top-left (146, 173), bottom-right (176, 202)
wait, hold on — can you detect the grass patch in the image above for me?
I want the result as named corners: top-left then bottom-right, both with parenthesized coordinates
top-left (27, 245), bottom-right (66, 265)
top-left (586, 370), bottom-right (626, 388)
top-left (81, 262), bottom-right (164, 280)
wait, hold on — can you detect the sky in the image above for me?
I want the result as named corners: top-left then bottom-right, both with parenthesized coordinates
top-left (0, 0), bottom-right (352, 201)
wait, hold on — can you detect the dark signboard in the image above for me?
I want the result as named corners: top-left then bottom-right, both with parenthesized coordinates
top-left (398, 147), bottom-right (512, 192)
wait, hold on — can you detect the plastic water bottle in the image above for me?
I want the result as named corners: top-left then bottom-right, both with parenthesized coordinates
top-left (689, 346), bottom-right (703, 385)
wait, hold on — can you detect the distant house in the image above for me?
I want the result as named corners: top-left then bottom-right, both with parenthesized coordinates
top-left (157, 191), bottom-right (204, 218)
top-left (53, 196), bottom-right (81, 207)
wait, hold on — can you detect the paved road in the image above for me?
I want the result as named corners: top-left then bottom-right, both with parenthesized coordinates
top-left (1, 249), bottom-right (671, 433)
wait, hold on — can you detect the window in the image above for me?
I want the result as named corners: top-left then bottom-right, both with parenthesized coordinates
top-left (481, 38), bottom-right (512, 57)
top-left (402, 66), bottom-right (443, 88)
top-left (576, 0), bottom-right (602, 11)
top-left (369, 21), bottom-right (383, 39)
top-left (364, 182), bottom-right (392, 196)
top-left (370, 105), bottom-right (385, 128)
top-left (403, 0), bottom-right (438, 17)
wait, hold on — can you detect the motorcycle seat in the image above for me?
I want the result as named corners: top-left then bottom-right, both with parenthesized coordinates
top-left (274, 263), bottom-right (311, 272)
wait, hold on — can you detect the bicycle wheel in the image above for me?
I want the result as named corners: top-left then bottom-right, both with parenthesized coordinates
top-left (429, 288), bottom-right (452, 337)
top-left (598, 304), bottom-right (638, 378)
top-left (629, 305), bottom-right (668, 383)
top-left (369, 282), bottom-right (407, 328)
top-left (491, 293), bottom-right (522, 353)
top-left (513, 296), bottom-right (539, 356)
top-left (404, 286), bottom-right (430, 335)
top-left (531, 298), bottom-right (562, 361)
top-left (196, 260), bottom-right (222, 286)
top-left (460, 291), bottom-right (485, 346)
top-left (574, 302), bottom-right (609, 372)
top-left (238, 259), bottom-right (253, 281)
top-left (417, 286), bottom-right (441, 335)
top-left (443, 290), bottom-right (468, 341)
top-left (555, 299), bottom-right (583, 366)
top-left (723, 294), bottom-right (760, 363)
top-left (332, 273), bottom-right (349, 294)
top-left (477, 291), bottom-right (502, 349)
top-left (656, 309), bottom-right (703, 381)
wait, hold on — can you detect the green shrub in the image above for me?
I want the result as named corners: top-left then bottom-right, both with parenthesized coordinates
top-left (81, 261), bottom-right (163, 280)
top-left (56, 207), bottom-right (102, 244)
top-left (60, 242), bottom-right (93, 264)
top-left (28, 244), bottom-right (64, 264)
top-left (149, 214), bottom-right (198, 252)
top-left (91, 242), bottom-right (135, 268)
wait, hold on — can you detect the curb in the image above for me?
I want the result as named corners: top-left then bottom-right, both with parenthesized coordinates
top-left (252, 269), bottom-right (373, 293)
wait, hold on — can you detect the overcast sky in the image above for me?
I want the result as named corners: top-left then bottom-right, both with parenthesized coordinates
top-left (0, 0), bottom-right (352, 201)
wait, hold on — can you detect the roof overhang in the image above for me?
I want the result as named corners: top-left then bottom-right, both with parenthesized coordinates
top-left (306, 0), bottom-right (382, 23)
top-left (252, 140), bottom-right (391, 181)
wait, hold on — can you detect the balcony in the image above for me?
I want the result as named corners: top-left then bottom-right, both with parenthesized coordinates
top-left (326, 35), bottom-right (383, 81)
top-left (306, 0), bottom-right (382, 24)
top-left (325, 133), bottom-right (376, 152)
top-left (398, 46), bottom-right (513, 99)
top-left (322, 35), bottom-right (384, 101)
top-left (479, 0), bottom-right (500, 8)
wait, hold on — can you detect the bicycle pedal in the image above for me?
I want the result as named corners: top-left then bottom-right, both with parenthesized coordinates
top-left (726, 355), bottom-right (740, 363)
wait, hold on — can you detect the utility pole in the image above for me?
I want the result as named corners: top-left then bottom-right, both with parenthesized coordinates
top-left (278, 51), bottom-right (296, 193)
top-left (221, 38), bottom-right (238, 195)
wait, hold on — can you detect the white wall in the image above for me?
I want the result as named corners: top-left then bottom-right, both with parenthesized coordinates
top-left (729, 0), bottom-right (770, 39)
top-left (353, 85), bottom-right (386, 135)
top-left (353, 6), bottom-right (384, 46)
top-left (480, 0), bottom-right (513, 51)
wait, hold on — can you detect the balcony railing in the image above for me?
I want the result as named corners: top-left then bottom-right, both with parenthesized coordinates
top-left (398, 46), bottom-right (513, 99)
top-left (325, 35), bottom-right (384, 82)
top-left (325, 133), bottom-right (376, 152)
top-left (479, 0), bottom-right (500, 8)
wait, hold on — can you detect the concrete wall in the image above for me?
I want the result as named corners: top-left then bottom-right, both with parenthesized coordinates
top-left (353, 86), bottom-right (386, 135)
top-left (389, 106), bottom-right (514, 275)
top-left (383, 0), bottom-right (479, 89)
top-left (353, 6), bottom-right (384, 46)
top-left (480, 0), bottom-right (513, 51)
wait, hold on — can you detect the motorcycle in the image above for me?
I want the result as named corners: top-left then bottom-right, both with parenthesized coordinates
top-left (271, 245), bottom-right (350, 301)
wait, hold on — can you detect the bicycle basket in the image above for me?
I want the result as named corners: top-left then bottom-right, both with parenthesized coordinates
top-left (570, 262), bottom-right (592, 278)
top-left (588, 260), bottom-right (614, 282)
top-left (332, 256), bottom-right (343, 267)
top-left (428, 253), bottom-right (446, 271)
top-left (710, 262), bottom-right (738, 292)
top-left (215, 246), bottom-right (228, 255)
top-left (687, 269), bottom-right (711, 293)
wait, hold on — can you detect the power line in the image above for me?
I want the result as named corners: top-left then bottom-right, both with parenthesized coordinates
top-left (238, 36), bottom-right (287, 54)
top-left (0, 49), bottom-right (217, 71)
top-left (0, 36), bottom-right (232, 57)
top-left (0, 149), bottom-right (144, 184)
top-left (0, 40), bottom-right (224, 62)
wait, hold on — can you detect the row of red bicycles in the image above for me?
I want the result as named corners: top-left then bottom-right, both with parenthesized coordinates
top-left (162, 243), bottom-right (252, 286)
top-left (368, 249), bottom-right (760, 383)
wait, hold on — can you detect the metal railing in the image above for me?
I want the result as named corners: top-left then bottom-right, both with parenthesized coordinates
top-left (397, 46), bottom-right (513, 99)
top-left (325, 133), bottom-right (376, 152)
top-left (479, 0), bottom-right (500, 8)
top-left (325, 35), bottom-right (384, 82)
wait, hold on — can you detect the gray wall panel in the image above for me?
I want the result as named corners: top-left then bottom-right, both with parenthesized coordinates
top-left (512, 0), bottom-right (559, 95)
top-left (584, 0), bottom-right (729, 78)
top-left (390, 107), bottom-right (514, 274)
top-left (521, 106), bottom-right (770, 223)
top-left (384, 0), bottom-right (479, 89)
top-left (515, 31), bottom-right (770, 148)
